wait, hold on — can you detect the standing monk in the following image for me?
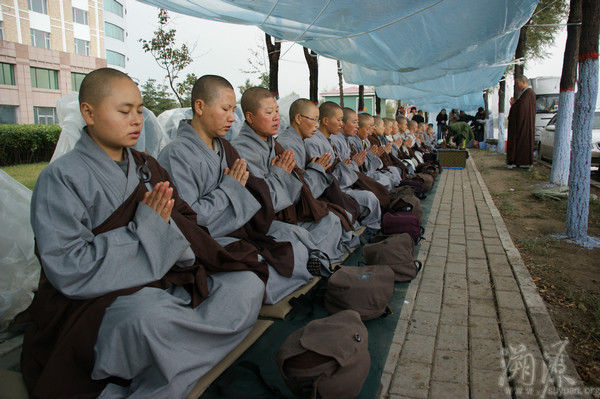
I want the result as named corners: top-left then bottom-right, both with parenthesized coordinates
top-left (507, 75), bottom-right (536, 168)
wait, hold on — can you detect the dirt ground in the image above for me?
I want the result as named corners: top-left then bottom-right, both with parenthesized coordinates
top-left (470, 149), bottom-right (600, 388)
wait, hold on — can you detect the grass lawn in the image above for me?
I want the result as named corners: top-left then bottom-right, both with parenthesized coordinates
top-left (1, 162), bottom-right (48, 190)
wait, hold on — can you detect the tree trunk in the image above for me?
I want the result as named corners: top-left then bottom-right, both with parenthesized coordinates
top-left (513, 24), bottom-right (528, 98)
top-left (566, 0), bottom-right (599, 245)
top-left (265, 34), bottom-right (281, 99)
top-left (375, 93), bottom-right (381, 115)
top-left (550, 0), bottom-right (582, 186)
top-left (303, 47), bottom-right (318, 103)
top-left (358, 85), bottom-right (364, 112)
top-left (337, 60), bottom-right (344, 108)
top-left (498, 76), bottom-right (506, 153)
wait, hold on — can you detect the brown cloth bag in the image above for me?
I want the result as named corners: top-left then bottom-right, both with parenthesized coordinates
top-left (276, 310), bottom-right (370, 399)
top-left (362, 234), bottom-right (423, 282)
top-left (324, 265), bottom-right (394, 320)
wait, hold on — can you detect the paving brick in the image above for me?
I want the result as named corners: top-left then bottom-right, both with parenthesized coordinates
top-left (422, 265), bottom-right (444, 281)
top-left (408, 310), bottom-right (439, 337)
top-left (432, 350), bottom-right (468, 384)
top-left (485, 244), bottom-right (506, 255)
top-left (448, 243), bottom-right (466, 254)
top-left (467, 268), bottom-right (491, 285)
top-left (467, 246), bottom-right (487, 259)
top-left (470, 338), bottom-right (506, 371)
top-left (488, 255), bottom-right (514, 277)
top-left (418, 278), bottom-right (444, 294)
top-left (444, 273), bottom-right (468, 290)
top-left (484, 237), bottom-right (503, 247)
top-left (443, 287), bottom-right (468, 307)
top-left (424, 255), bottom-right (446, 268)
top-left (400, 333), bottom-right (436, 364)
top-left (469, 297), bottom-right (497, 317)
top-left (429, 381), bottom-right (469, 399)
top-left (445, 262), bottom-right (466, 276)
top-left (470, 315), bottom-right (501, 340)
top-left (498, 307), bottom-right (532, 333)
top-left (467, 258), bottom-right (488, 269)
top-left (439, 303), bottom-right (468, 327)
top-left (481, 228), bottom-right (499, 238)
top-left (390, 360), bottom-right (431, 393)
top-left (471, 369), bottom-right (512, 399)
top-left (496, 290), bottom-right (526, 311)
top-left (427, 245), bottom-right (447, 257)
top-left (492, 276), bottom-right (520, 292)
top-left (436, 324), bottom-right (468, 352)
top-left (414, 291), bottom-right (443, 314)
top-left (447, 251), bottom-right (467, 264)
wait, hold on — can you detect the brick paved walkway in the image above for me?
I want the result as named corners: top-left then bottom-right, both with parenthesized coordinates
top-left (379, 156), bottom-right (591, 399)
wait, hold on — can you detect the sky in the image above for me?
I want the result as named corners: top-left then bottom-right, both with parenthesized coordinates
top-left (126, 1), bottom-right (569, 102)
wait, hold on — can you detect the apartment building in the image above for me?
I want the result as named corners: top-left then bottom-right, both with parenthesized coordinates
top-left (0, 0), bottom-right (128, 124)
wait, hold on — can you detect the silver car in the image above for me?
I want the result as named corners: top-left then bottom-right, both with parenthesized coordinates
top-left (538, 111), bottom-right (600, 165)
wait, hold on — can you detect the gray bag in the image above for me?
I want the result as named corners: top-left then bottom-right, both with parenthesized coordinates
top-left (276, 310), bottom-right (370, 399)
top-left (324, 265), bottom-right (394, 320)
top-left (362, 234), bottom-right (423, 282)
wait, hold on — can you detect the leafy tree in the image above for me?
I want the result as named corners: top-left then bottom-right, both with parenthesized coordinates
top-left (240, 39), bottom-right (269, 91)
top-left (237, 78), bottom-right (256, 96)
top-left (139, 78), bottom-right (177, 116)
top-left (176, 73), bottom-right (198, 109)
top-left (139, 9), bottom-right (193, 107)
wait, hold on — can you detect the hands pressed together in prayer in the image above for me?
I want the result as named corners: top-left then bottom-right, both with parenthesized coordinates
top-left (271, 149), bottom-right (296, 173)
top-left (224, 158), bottom-right (250, 187)
top-left (384, 143), bottom-right (393, 154)
top-left (351, 150), bottom-right (367, 167)
top-left (310, 152), bottom-right (333, 171)
top-left (369, 145), bottom-right (385, 157)
top-left (142, 181), bottom-right (174, 223)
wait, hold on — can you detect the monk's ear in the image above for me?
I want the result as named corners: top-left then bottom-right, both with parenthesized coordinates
top-left (193, 99), bottom-right (205, 116)
top-left (80, 102), bottom-right (95, 126)
top-left (245, 111), bottom-right (254, 124)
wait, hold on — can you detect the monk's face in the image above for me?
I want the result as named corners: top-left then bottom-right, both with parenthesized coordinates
top-left (331, 108), bottom-right (344, 135)
top-left (341, 112), bottom-right (358, 137)
top-left (296, 104), bottom-right (319, 139)
top-left (357, 123), bottom-right (370, 140)
top-left (195, 87), bottom-right (236, 139)
top-left (398, 119), bottom-right (408, 133)
top-left (247, 97), bottom-right (280, 140)
top-left (82, 77), bottom-right (143, 161)
top-left (374, 121), bottom-right (385, 136)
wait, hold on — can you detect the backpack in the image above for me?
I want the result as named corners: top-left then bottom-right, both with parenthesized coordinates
top-left (276, 310), bottom-right (370, 399)
top-left (362, 234), bottom-right (423, 282)
top-left (381, 212), bottom-right (424, 244)
top-left (388, 186), bottom-right (423, 222)
top-left (324, 265), bottom-right (394, 321)
top-left (399, 179), bottom-right (425, 197)
top-left (414, 173), bottom-right (434, 192)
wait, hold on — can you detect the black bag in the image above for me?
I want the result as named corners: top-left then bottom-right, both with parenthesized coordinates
top-left (276, 310), bottom-right (370, 399)
top-left (362, 234), bottom-right (423, 282)
top-left (324, 265), bottom-right (394, 320)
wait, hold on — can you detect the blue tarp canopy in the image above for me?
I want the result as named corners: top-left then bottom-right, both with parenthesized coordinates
top-left (139, 0), bottom-right (538, 111)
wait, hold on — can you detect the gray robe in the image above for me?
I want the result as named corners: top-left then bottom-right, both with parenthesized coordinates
top-left (346, 135), bottom-right (394, 189)
top-left (276, 126), bottom-right (331, 198)
top-left (305, 130), bottom-right (381, 229)
top-left (31, 132), bottom-right (264, 398)
top-left (158, 120), bottom-right (311, 304)
top-left (232, 123), bottom-right (357, 263)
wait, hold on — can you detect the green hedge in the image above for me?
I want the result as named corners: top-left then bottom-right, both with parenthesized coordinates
top-left (0, 124), bottom-right (61, 166)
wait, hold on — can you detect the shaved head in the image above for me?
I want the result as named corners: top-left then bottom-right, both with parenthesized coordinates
top-left (191, 75), bottom-right (233, 109)
top-left (342, 107), bottom-right (357, 122)
top-left (289, 98), bottom-right (315, 121)
top-left (241, 87), bottom-right (276, 115)
top-left (79, 67), bottom-right (133, 106)
top-left (358, 113), bottom-right (372, 128)
top-left (319, 101), bottom-right (342, 121)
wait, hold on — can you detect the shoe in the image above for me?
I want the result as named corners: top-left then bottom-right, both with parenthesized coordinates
top-left (518, 164), bottom-right (532, 169)
top-left (506, 164), bottom-right (516, 169)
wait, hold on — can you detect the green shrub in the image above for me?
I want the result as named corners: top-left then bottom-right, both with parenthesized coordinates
top-left (0, 124), bottom-right (61, 166)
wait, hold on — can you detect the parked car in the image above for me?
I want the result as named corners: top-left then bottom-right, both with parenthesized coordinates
top-left (538, 111), bottom-right (600, 166)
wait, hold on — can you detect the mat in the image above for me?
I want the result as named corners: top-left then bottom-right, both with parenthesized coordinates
top-left (258, 277), bottom-right (321, 319)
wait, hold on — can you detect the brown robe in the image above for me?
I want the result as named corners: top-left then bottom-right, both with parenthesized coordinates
top-left (22, 150), bottom-right (268, 399)
top-left (507, 87), bottom-right (536, 166)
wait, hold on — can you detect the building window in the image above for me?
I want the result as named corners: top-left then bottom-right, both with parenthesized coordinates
top-left (72, 7), bottom-right (89, 25)
top-left (0, 63), bottom-right (15, 85)
top-left (0, 106), bottom-right (18, 124)
top-left (104, 22), bottom-right (125, 41)
top-left (104, 0), bottom-right (123, 17)
top-left (30, 67), bottom-right (58, 90)
top-left (28, 0), bottom-right (48, 14)
top-left (31, 29), bottom-right (51, 49)
top-left (71, 72), bottom-right (86, 91)
top-left (74, 38), bottom-right (90, 56)
top-left (106, 50), bottom-right (125, 68)
top-left (34, 106), bottom-right (57, 125)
